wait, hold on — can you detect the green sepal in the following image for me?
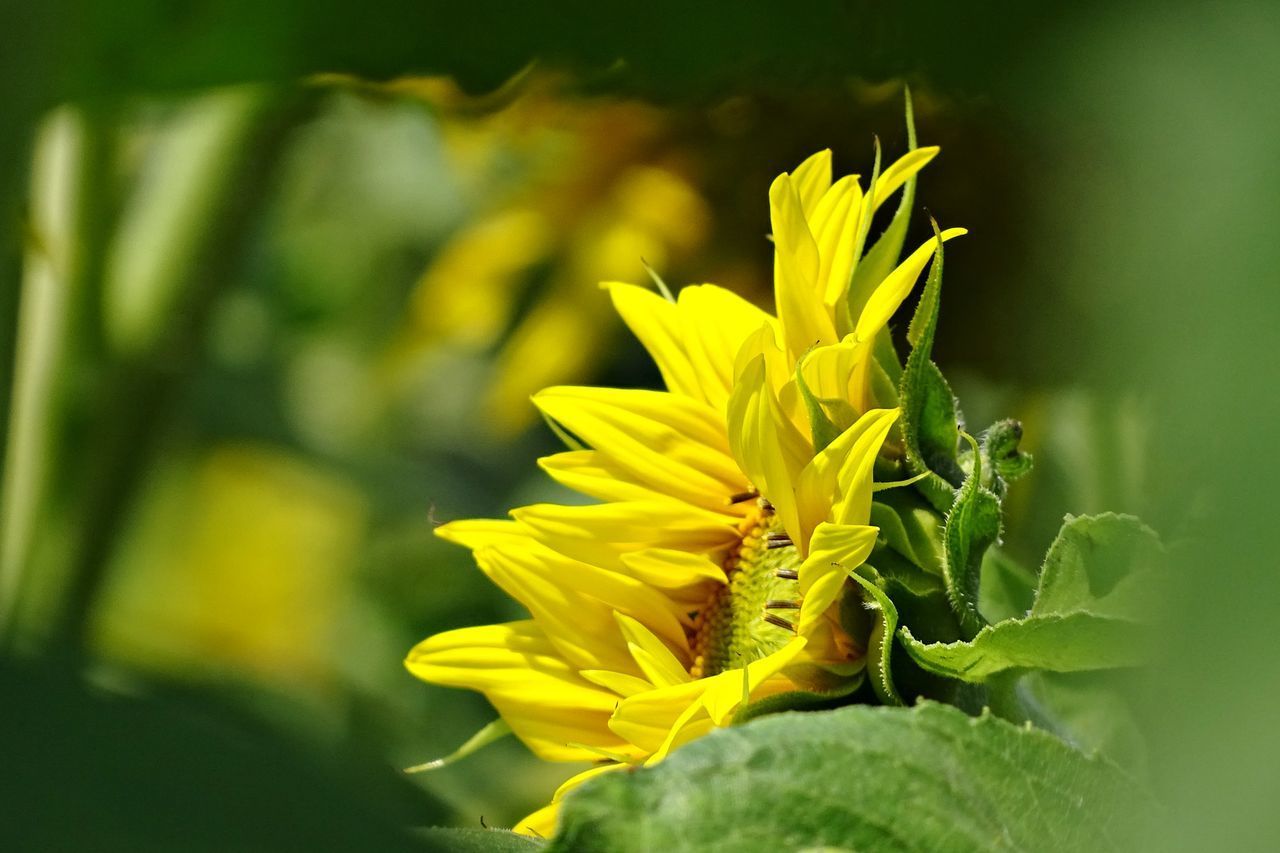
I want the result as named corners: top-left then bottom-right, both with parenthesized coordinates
top-left (898, 222), bottom-right (964, 511)
top-left (848, 565), bottom-right (903, 706)
top-left (873, 325), bottom-right (903, 385)
top-left (540, 410), bottom-right (585, 451)
top-left (404, 718), bottom-right (512, 773)
top-left (846, 88), bottom-right (920, 329)
top-left (730, 669), bottom-right (864, 725)
top-left (941, 433), bottom-right (1001, 639)
top-left (794, 352), bottom-right (842, 453)
top-left (870, 491), bottom-right (943, 575)
top-left (870, 547), bottom-right (948, 601)
top-left (855, 546), bottom-right (962, 706)
top-left (868, 349), bottom-right (900, 411)
top-left (981, 418), bottom-right (1034, 497)
top-left (901, 513), bottom-right (1161, 683)
top-left (900, 359), bottom-right (964, 509)
top-left (641, 258), bottom-right (675, 302)
top-left (835, 137), bottom-right (883, 337)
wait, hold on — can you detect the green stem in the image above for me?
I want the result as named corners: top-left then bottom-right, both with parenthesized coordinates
top-left (985, 672), bottom-right (1040, 726)
top-left (49, 89), bottom-right (317, 657)
top-left (0, 107), bottom-right (108, 649)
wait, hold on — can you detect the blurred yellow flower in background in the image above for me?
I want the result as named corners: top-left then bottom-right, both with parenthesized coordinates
top-left (385, 74), bottom-right (711, 434)
top-left (96, 446), bottom-right (367, 688)
top-left (406, 141), bottom-right (962, 835)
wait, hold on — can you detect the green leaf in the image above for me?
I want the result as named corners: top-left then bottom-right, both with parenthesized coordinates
top-left (1030, 513), bottom-right (1160, 619)
top-left (549, 703), bottom-right (1155, 853)
top-left (1023, 671), bottom-right (1149, 775)
top-left (419, 828), bottom-right (543, 852)
top-left (0, 663), bottom-right (443, 852)
top-left (978, 546), bottom-right (1037, 624)
top-left (902, 514), bottom-right (1160, 683)
top-left (941, 433), bottom-right (1000, 638)
top-left (903, 614), bottom-right (1145, 685)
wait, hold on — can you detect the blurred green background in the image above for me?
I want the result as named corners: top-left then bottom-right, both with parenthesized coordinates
top-left (0, 2), bottom-right (1276, 849)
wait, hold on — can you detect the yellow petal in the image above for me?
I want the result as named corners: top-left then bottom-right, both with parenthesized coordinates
top-left (580, 669), bottom-right (655, 698)
top-left (433, 517), bottom-right (522, 550)
top-left (796, 523), bottom-right (879, 636)
top-left (552, 762), bottom-right (630, 800)
top-left (475, 551), bottom-right (631, 673)
top-left (537, 450), bottom-right (673, 505)
top-left (831, 409), bottom-right (899, 527)
top-left (799, 338), bottom-right (859, 399)
top-left (476, 538), bottom-right (690, 670)
top-left (854, 227), bottom-right (967, 341)
top-left (441, 519), bottom-right (693, 662)
top-left (615, 612), bottom-right (693, 688)
top-left (488, 691), bottom-right (636, 763)
top-left (733, 322), bottom-right (808, 436)
top-left (808, 175), bottom-right (864, 308)
top-left (870, 146), bottom-right (940, 210)
top-left (606, 282), bottom-right (704, 402)
top-left (405, 621), bottom-right (610, 708)
top-left (607, 677), bottom-right (711, 753)
top-left (514, 763), bottom-right (631, 836)
top-left (511, 500), bottom-right (739, 573)
top-left (534, 386), bottom-right (747, 513)
top-left (770, 173), bottom-right (835, 360)
top-left (727, 355), bottom-right (811, 543)
top-left (646, 699), bottom-right (714, 765)
top-left (609, 638), bottom-right (806, 753)
top-left (620, 547), bottom-right (728, 589)
top-left (405, 621), bottom-right (628, 762)
top-left (514, 801), bottom-right (558, 837)
top-left (676, 284), bottom-right (777, 412)
top-left (789, 149), bottom-right (833, 215)
top-left (796, 337), bottom-right (864, 434)
top-left (794, 608), bottom-right (858, 670)
top-left (699, 636), bottom-right (808, 724)
top-left (795, 408), bottom-right (900, 548)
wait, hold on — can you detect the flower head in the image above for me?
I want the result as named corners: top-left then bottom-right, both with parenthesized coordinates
top-left (406, 143), bottom-right (964, 835)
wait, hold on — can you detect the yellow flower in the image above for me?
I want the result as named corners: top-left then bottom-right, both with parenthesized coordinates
top-left (382, 74), bottom-right (711, 435)
top-left (406, 146), bottom-right (965, 835)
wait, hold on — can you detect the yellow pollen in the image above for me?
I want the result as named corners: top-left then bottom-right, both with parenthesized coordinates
top-left (689, 498), bottom-right (803, 678)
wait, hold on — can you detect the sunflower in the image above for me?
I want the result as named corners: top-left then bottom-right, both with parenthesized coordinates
top-left (406, 144), bottom-right (965, 835)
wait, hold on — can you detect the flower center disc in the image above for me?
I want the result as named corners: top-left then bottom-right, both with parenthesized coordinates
top-left (690, 504), bottom-right (803, 678)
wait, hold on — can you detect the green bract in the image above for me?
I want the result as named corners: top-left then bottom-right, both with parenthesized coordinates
top-left (903, 514), bottom-right (1159, 683)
